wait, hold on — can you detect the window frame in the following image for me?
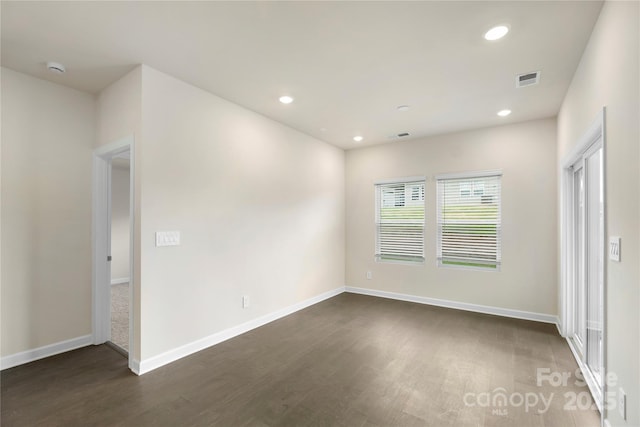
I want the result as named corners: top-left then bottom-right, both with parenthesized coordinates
top-left (436, 170), bottom-right (502, 271)
top-left (374, 176), bottom-right (426, 265)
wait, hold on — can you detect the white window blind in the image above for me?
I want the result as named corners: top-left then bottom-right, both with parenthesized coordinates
top-left (375, 179), bottom-right (425, 263)
top-left (436, 172), bottom-right (502, 269)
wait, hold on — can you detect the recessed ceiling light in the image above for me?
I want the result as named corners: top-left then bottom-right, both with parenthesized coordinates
top-left (279, 95), bottom-right (294, 104)
top-left (484, 25), bottom-right (509, 41)
top-left (397, 105), bottom-right (410, 112)
top-left (46, 61), bottom-right (66, 74)
top-left (497, 109), bottom-right (512, 117)
top-left (353, 136), bottom-right (364, 142)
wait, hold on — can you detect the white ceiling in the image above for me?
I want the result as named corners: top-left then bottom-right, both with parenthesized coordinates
top-left (1, 1), bottom-right (603, 149)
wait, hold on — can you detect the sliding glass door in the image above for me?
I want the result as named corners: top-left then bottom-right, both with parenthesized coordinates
top-left (570, 139), bottom-right (604, 400)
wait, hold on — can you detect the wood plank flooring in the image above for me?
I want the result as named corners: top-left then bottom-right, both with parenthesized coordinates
top-left (1, 293), bottom-right (600, 426)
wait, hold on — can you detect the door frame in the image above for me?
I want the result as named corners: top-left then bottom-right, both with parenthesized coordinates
top-left (92, 135), bottom-right (135, 370)
top-left (559, 108), bottom-right (606, 420)
top-left (570, 156), bottom-right (586, 358)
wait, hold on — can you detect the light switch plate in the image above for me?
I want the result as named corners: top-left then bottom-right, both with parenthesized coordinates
top-left (609, 236), bottom-right (620, 262)
top-left (618, 388), bottom-right (626, 420)
top-left (156, 231), bottom-right (181, 247)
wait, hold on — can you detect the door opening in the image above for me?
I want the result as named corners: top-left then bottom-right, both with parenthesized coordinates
top-left (108, 152), bottom-right (131, 355)
top-left (92, 136), bottom-right (135, 370)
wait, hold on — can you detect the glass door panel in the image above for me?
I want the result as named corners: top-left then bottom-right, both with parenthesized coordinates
top-left (585, 146), bottom-right (603, 387)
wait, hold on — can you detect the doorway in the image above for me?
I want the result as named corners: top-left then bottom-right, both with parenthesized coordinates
top-left (92, 136), bottom-right (135, 370)
top-left (109, 152), bottom-right (131, 354)
top-left (561, 109), bottom-right (605, 413)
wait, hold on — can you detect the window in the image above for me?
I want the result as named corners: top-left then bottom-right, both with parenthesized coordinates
top-left (459, 182), bottom-right (484, 198)
top-left (410, 183), bottom-right (425, 201)
top-left (375, 178), bottom-right (425, 263)
top-left (436, 171), bottom-right (502, 269)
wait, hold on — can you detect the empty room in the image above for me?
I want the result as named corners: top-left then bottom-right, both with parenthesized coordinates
top-left (1, 1), bottom-right (638, 426)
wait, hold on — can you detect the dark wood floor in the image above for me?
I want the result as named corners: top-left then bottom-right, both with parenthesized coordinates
top-left (2, 293), bottom-right (599, 426)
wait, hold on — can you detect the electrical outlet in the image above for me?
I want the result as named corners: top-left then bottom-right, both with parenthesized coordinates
top-left (242, 295), bottom-right (250, 309)
top-left (366, 271), bottom-right (372, 280)
top-left (618, 388), bottom-right (626, 420)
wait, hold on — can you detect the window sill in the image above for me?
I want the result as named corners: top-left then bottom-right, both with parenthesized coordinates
top-left (437, 261), bottom-right (500, 272)
top-left (375, 257), bottom-right (425, 266)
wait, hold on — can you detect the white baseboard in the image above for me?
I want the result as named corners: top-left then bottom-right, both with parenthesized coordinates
top-left (1, 334), bottom-right (93, 370)
top-left (111, 277), bottom-right (130, 285)
top-left (130, 358), bottom-right (141, 375)
top-left (345, 286), bottom-right (558, 324)
top-left (136, 286), bottom-right (344, 375)
top-left (555, 319), bottom-right (564, 336)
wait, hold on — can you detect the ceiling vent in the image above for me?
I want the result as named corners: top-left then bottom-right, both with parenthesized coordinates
top-left (46, 61), bottom-right (66, 74)
top-left (387, 132), bottom-right (411, 140)
top-left (516, 71), bottom-right (540, 88)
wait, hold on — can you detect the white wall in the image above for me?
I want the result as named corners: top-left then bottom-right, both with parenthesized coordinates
top-left (110, 164), bottom-right (130, 282)
top-left (96, 67), bottom-right (142, 148)
top-left (557, 2), bottom-right (639, 425)
top-left (1, 67), bottom-right (95, 356)
top-left (346, 118), bottom-right (558, 316)
top-left (138, 66), bottom-right (345, 361)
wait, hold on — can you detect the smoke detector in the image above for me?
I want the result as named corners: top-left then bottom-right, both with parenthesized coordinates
top-left (46, 62), bottom-right (66, 74)
top-left (516, 71), bottom-right (540, 88)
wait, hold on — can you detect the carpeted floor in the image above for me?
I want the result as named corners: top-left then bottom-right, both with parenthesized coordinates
top-left (110, 283), bottom-right (129, 351)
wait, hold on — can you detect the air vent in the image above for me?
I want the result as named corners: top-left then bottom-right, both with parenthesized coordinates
top-left (516, 71), bottom-right (540, 88)
top-left (387, 132), bottom-right (411, 140)
top-left (46, 61), bottom-right (66, 74)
